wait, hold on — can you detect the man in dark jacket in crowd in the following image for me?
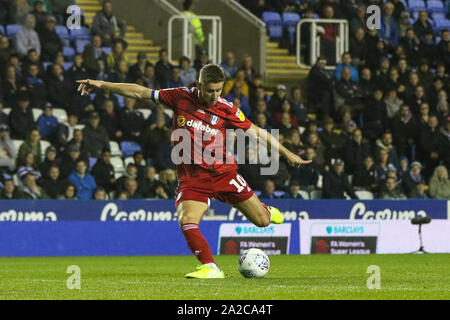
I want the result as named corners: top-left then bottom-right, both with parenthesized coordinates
top-left (353, 155), bottom-right (379, 192)
top-left (118, 97), bottom-right (145, 142)
top-left (322, 159), bottom-right (358, 199)
top-left (343, 128), bottom-right (372, 175)
top-left (37, 15), bottom-right (62, 62)
top-left (91, 148), bottom-right (116, 192)
top-left (91, 0), bottom-right (126, 46)
top-left (154, 49), bottom-right (173, 89)
top-left (46, 63), bottom-right (73, 109)
top-left (82, 34), bottom-right (108, 77)
top-left (25, 63), bottom-right (47, 108)
top-left (8, 92), bottom-right (36, 140)
top-left (319, 117), bottom-right (346, 162)
top-left (82, 112), bottom-right (110, 158)
top-left (307, 56), bottom-right (334, 118)
top-left (391, 104), bottom-right (421, 158)
top-left (59, 143), bottom-right (89, 179)
top-left (291, 147), bottom-right (320, 192)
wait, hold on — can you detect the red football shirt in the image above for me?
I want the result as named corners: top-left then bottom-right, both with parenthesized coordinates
top-left (152, 87), bottom-right (252, 180)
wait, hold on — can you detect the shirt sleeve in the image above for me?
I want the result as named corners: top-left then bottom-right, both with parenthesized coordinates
top-left (225, 103), bottom-right (252, 131)
top-left (151, 87), bottom-right (182, 110)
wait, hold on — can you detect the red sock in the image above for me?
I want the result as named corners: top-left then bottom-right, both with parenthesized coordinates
top-left (261, 203), bottom-right (271, 221)
top-left (181, 223), bottom-right (215, 264)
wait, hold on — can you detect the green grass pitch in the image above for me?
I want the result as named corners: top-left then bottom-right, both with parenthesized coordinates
top-left (0, 254), bottom-right (449, 300)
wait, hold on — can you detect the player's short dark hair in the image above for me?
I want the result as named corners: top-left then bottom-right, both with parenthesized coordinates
top-left (198, 64), bottom-right (226, 85)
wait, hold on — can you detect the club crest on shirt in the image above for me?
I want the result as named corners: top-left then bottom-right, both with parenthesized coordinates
top-left (235, 110), bottom-right (245, 121)
top-left (210, 115), bottom-right (219, 125)
top-left (177, 115), bottom-right (186, 127)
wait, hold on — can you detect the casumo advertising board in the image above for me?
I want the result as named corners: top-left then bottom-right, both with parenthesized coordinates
top-left (300, 220), bottom-right (450, 254)
top-left (217, 223), bottom-right (291, 255)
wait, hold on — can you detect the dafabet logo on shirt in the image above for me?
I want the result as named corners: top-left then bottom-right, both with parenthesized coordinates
top-left (177, 115), bottom-right (186, 127)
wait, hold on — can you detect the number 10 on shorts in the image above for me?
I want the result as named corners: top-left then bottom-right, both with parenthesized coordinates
top-left (229, 174), bottom-right (248, 193)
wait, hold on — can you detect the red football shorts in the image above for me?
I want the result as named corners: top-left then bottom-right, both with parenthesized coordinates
top-left (175, 170), bottom-right (254, 208)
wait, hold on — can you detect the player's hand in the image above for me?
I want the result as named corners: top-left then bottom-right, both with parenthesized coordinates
top-left (285, 152), bottom-right (312, 168)
top-left (77, 79), bottom-right (103, 96)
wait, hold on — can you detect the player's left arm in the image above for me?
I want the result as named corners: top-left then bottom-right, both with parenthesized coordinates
top-left (248, 123), bottom-right (312, 167)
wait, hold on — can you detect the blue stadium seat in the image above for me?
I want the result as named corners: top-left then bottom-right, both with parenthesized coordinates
top-left (408, 0), bottom-right (426, 12)
top-left (428, 1), bottom-right (446, 14)
top-left (6, 24), bottom-right (23, 39)
top-left (435, 19), bottom-right (450, 32)
top-left (70, 26), bottom-right (91, 40)
top-left (282, 12), bottom-right (300, 45)
top-left (432, 12), bottom-right (446, 21)
top-left (0, 25), bottom-right (5, 35)
top-left (63, 62), bottom-right (73, 70)
top-left (63, 46), bottom-right (75, 60)
top-left (89, 157), bottom-right (97, 170)
top-left (55, 25), bottom-right (69, 39)
top-left (102, 46), bottom-right (112, 55)
top-left (43, 61), bottom-right (53, 71)
top-left (117, 95), bottom-right (125, 107)
top-left (274, 190), bottom-right (286, 198)
top-left (262, 11), bottom-right (283, 39)
top-left (120, 141), bottom-right (143, 158)
top-left (75, 39), bottom-right (90, 53)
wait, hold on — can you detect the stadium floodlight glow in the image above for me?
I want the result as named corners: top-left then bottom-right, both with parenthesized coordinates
top-left (410, 216), bottom-right (431, 254)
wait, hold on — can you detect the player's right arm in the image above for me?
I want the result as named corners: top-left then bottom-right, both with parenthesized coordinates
top-left (76, 79), bottom-right (153, 101)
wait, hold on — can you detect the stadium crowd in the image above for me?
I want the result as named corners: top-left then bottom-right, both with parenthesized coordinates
top-left (0, 0), bottom-right (448, 200)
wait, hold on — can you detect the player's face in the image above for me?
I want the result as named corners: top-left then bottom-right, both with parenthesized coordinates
top-left (198, 81), bottom-right (224, 106)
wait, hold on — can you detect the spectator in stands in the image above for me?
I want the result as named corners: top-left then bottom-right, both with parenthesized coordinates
top-left (0, 100), bottom-right (7, 127)
top-left (159, 169), bottom-right (177, 199)
top-left (38, 145), bottom-right (57, 180)
top-left (99, 99), bottom-right (121, 141)
top-left (154, 48), bottom-right (173, 89)
top-left (83, 35), bottom-right (108, 77)
top-left (343, 128), bottom-right (371, 175)
top-left (288, 87), bottom-right (309, 126)
top-left (440, 116), bottom-right (450, 142)
top-left (306, 56), bottom-right (333, 119)
top-left (322, 159), bottom-right (358, 199)
top-left (140, 114), bottom-right (171, 160)
top-left (401, 161), bottom-right (423, 196)
top-left (83, 112), bottom-right (109, 158)
top-left (319, 116), bottom-right (345, 162)
top-left (37, 15), bottom-right (62, 62)
top-left (419, 115), bottom-right (449, 178)
top-left (406, 85), bottom-right (427, 116)
top-left (282, 181), bottom-right (304, 199)
top-left (267, 84), bottom-right (287, 113)
top-left (380, 2), bottom-right (398, 46)
top-left (400, 28), bottom-right (421, 67)
top-left (9, 0), bottom-right (31, 25)
top-left (220, 51), bottom-right (238, 79)
top-left (409, 180), bottom-right (428, 199)
top-left (58, 182), bottom-right (77, 200)
top-left (46, 63), bottom-right (72, 109)
top-left (0, 36), bottom-right (12, 75)
top-left (168, 67), bottom-right (183, 88)
top-left (437, 30), bottom-right (449, 64)
top-left (123, 178), bottom-right (141, 199)
top-left (349, 5), bottom-right (367, 36)
top-left (0, 124), bottom-right (16, 172)
top-left (15, 14), bottom-right (41, 57)
top-left (93, 187), bottom-right (107, 200)
top-left (17, 127), bottom-right (41, 167)
top-left (141, 64), bottom-right (156, 89)
top-left (17, 151), bottom-right (41, 182)
top-left (358, 68), bottom-right (375, 101)
top-left (413, 11), bottom-right (434, 44)
top-left (106, 39), bottom-right (128, 75)
top-left (349, 28), bottom-right (366, 69)
top-left (59, 144), bottom-right (82, 178)
top-left (91, 148), bottom-right (116, 193)
top-left (116, 162), bottom-right (137, 192)
top-left (352, 155), bottom-right (378, 192)
top-left (137, 166), bottom-right (157, 198)
top-left (49, 0), bottom-right (73, 25)
top-left (25, 62), bottom-right (46, 108)
top-left (397, 11), bottom-right (412, 38)
top-left (318, 6), bottom-right (339, 65)
top-left (291, 146), bottom-right (320, 192)
top-left (20, 171), bottom-right (48, 199)
top-left (2, 64), bottom-right (26, 107)
top-left (40, 165), bottom-right (65, 199)
top-left (68, 159), bottom-right (96, 200)
top-left (260, 179), bottom-right (279, 199)
top-left (241, 54), bottom-right (257, 84)
top-left (428, 165), bottom-right (450, 199)
top-left (362, 89), bottom-right (388, 140)
top-left (118, 97), bottom-right (145, 142)
top-left (276, 112), bottom-right (298, 137)
top-left (253, 112), bottom-right (271, 131)
top-left (335, 67), bottom-right (364, 115)
top-left (91, 0), bottom-right (126, 46)
top-left (127, 52), bottom-right (152, 83)
top-left (223, 68), bottom-right (249, 98)
top-left (384, 88), bottom-right (403, 120)
top-left (37, 103), bottom-right (58, 142)
top-left (375, 131), bottom-right (400, 168)
top-left (67, 54), bottom-right (89, 83)
top-left (391, 104), bottom-right (420, 158)
top-left (131, 151), bottom-right (146, 178)
top-left (225, 82), bottom-right (251, 117)
top-left (55, 113), bottom-right (79, 150)
top-left (417, 102), bottom-right (432, 130)
top-left (30, 0), bottom-right (48, 31)
top-left (379, 176), bottom-right (407, 199)
top-left (397, 57), bottom-right (410, 84)
top-left (0, 178), bottom-right (25, 199)
top-left (178, 56), bottom-right (197, 87)
top-left (335, 52), bottom-right (359, 83)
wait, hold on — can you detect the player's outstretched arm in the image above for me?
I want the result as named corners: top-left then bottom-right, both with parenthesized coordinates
top-left (76, 79), bottom-right (153, 100)
top-left (249, 123), bottom-right (312, 168)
